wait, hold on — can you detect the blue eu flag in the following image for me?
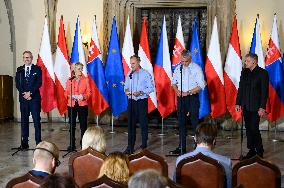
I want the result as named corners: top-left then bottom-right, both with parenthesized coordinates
top-left (190, 17), bottom-right (211, 119)
top-left (105, 17), bottom-right (128, 116)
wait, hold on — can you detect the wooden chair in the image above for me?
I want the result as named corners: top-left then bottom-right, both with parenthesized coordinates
top-left (6, 172), bottom-right (44, 188)
top-left (232, 156), bottom-right (281, 188)
top-left (176, 152), bottom-right (225, 188)
top-left (128, 149), bottom-right (168, 177)
top-left (166, 178), bottom-right (184, 188)
top-left (81, 175), bottom-right (127, 188)
top-left (69, 147), bottom-right (107, 188)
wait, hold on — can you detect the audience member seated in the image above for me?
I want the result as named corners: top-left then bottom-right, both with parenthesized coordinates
top-left (30, 141), bottom-right (60, 178)
top-left (40, 173), bottom-right (75, 188)
top-left (81, 126), bottom-right (106, 153)
top-left (175, 123), bottom-right (232, 188)
top-left (99, 151), bottom-right (129, 184)
top-left (128, 169), bottom-right (167, 188)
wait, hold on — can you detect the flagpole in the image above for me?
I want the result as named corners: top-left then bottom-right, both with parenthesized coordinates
top-left (96, 115), bottom-right (99, 126)
top-left (110, 114), bottom-right (115, 134)
top-left (272, 120), bottom-right (284, 142)
top-left (158, 118), bottom-right (166, 137)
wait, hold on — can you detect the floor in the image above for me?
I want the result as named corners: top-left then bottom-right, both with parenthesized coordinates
top-left (0, 121), bottom-right (283, 187)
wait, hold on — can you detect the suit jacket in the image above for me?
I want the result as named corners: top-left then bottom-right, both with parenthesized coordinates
top-left (15, 64), bottom-right (42, 102)
top-left (236, 66), bottom-right (269, 111)
top-left (65, 75), bottom-right (91, 107)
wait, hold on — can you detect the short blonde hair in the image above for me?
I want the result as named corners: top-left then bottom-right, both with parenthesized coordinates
top-left (71, 62), bottom-right (84, 72)
top-left (81, 126), bottom-right (106, 153)
top-left (34, 141), bottom-right (59, 163)
top-left (99, 152), bottom-right (129, 184)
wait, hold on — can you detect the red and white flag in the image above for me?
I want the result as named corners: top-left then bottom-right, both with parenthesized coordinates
top-left (138, 17), bottom-right (157, 113)
top-left (172, 15), bottom-right (185, 71)
top-left (224, 16), bottom-right (242, 121)
top-left (37, 17), bottom-right (57, 113)
top-left (153, 16), bottom-right (176, 118)
top-left (122, 16), bottom-right (134, 77)
top-left (54, 16), bottom-right (71, 115)
top-left (205, 17), bottom-right (226, 118)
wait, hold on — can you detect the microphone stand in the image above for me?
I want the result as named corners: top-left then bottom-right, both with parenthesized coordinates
top-left (239, 107), bottom-right (244, 160)
top-left (180, 65), bottom-right (183, 156)
top-left (129, 72), bottom-right (133, 153)
top-left (63, 77), bottom-right (77, 158)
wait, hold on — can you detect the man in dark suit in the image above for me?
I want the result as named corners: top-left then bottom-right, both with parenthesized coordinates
top-left (236, 53), bottom-right (269, 159)
top-left (15, 51), bottom-right (42, 149)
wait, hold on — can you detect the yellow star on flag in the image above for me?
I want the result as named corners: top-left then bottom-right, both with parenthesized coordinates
top-left (120, 81), bottom-right (125, 85)
top-left (112, 49), bottom-right (117, 53)
top-left (194, 48), bottom-right (198, 53)
top-left (112, 83), bottom-right (117, 87)
top-left (106, 81), bottom-right (109, 85)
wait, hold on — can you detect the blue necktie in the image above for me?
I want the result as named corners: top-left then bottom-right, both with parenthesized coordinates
top-left (26, 66), bottom-right (30, 78)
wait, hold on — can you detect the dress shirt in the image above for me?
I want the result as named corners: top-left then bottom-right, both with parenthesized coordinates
top-left (175, 146), bottom-right (232, 188)
top-left (171, 62), bottom-right (205, 92)
top-left (25, 64), bottom-right (32, 77)
top-left (124, 68), bottom-right (154, 101)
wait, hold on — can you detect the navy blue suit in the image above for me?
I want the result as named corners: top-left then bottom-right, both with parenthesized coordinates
top-left (15, 64), bottom-right (42, 146)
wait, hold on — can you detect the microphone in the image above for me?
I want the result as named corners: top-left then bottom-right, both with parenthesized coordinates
top-left (180, 64), bottom-right (183, 72)
top-left (129, 71), bottom-right (134, 79)
top-left (69, 76), bottom-right (76, 80)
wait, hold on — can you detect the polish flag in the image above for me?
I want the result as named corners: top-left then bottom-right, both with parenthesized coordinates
top-left (153, 16), bottom-right (176, 118)
top-left (138, 17), bottom-right (157, 113)
top-left (224, 16), bottom-right (242, 121)
top-left (54, 16), bottom-right (70, 115)
top-left (37, 17), bottom-right (57, 113)
top-left (172, 16), bottom-right (185, 72)
top-left (265, 14), bottom-right (284, 122)
top-left (122, 16), bottom-right (134, 77)
top-left (205, 17), bottom-right (226, 118)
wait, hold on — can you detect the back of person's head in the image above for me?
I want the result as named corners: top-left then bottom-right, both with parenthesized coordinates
top-left (40, 173), bottom-right (75, 188)
top-left (33, 141), bottom-right (60, 172)
top-left (195, 123), bottom-right (218, 146)
top-left (99, 151), bottom-right (129, 184)
top-left (81, 126), bottom-right (106, 153)
top-left (128, 169), bottom-right (167, 188)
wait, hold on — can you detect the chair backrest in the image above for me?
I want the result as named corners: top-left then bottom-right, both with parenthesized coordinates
top-left (81, 175), bottom-right (127, 188)
top-left (128, 149), bottom-right (168, 177)
top-left (176, 152), bottom-right (225, 188)
top-left (232, 156), bottom-right (281, 188)
top-left (6, 172), bottom-right (44, 188)
top-left (69, 147), bottom-right (107, 188)
top-left (166, 178), bottom-right (184, 188)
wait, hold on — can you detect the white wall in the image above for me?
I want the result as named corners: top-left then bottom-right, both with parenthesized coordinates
top-left (236, 0), bottom-right (284, 57)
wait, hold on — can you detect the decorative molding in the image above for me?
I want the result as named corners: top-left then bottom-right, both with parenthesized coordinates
top-left (103, 0), bottom-right (236, 61)
top-left (44, 0), bottom-right (58, 53)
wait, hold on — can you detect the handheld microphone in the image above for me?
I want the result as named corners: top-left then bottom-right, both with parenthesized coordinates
top-left (69, 76), bottom-right (76, 80)
top-left (129, 71), bottom-right (134, 79)
top-left (180, 64), bottom-right (183, 72)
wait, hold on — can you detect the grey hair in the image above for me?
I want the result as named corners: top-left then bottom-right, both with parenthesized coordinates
top-left (180, 49), bottom-right (192, 59)
top-left (128, 169), bottom-right (167, 188)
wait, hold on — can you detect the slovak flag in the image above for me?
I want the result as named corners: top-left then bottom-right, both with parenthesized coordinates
top-left (250, 15), bottom-right (265, 68)
top-left (171, 16), bottom-right (185, 72)
top-left (37, 16), bottom-right (57, 113)
top-left (138, 17), bottom-right (157, 113)
top-left (87, 16), bottom-right (109, 115)
top-left (224, 16), bottom-right (242, 121)
top-left (265, 14), bottom-right (284, 122)
top-left (54, 16), bottom-right (71, 115)
top-left (70, 16), bottom-right (87, 76)
top-left (204, 17), bottom-right (226, 118)
top-left (153, 16), bottom-right (176, 118)
top-left (122, 16), bottom-right (134, 77)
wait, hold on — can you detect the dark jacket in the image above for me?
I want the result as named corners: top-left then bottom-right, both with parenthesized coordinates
top-left (236, 66), bottom-right (269, 111)
top-left (15, 64), bottom-right (42, 102)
